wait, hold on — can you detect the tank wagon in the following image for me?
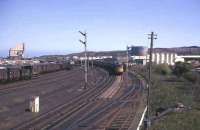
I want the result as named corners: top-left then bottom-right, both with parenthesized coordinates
top-left (93, 58), bottom-right (124, 75)
top-left (0, 62), bottom-right (71, 83)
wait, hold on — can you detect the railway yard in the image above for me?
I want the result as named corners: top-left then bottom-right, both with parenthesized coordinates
top-left (0, 65), bottom-right (145, 130)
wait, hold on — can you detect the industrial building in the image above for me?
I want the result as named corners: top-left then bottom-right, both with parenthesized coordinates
top-left (129, 46), bottom-right (182, 66)
top-left (9, 43), bottom-right (25, 60)
top-left (128, 46), bottom-right (148, 65)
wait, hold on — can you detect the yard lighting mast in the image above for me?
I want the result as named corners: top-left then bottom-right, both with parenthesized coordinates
top-left (79, 31), bottom-right (88, 89)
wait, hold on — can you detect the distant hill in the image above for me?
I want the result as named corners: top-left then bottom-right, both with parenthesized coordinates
top-left (154, 46), bottom-right (200, 55)
top-left (67, 50), bottom-right (126, 58)
top-left (37, 46), bottom-right (200, 59)
top-left (67, 46), bottom-right (200, 57)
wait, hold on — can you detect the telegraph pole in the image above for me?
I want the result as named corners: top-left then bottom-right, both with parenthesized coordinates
top-left (145, 32), bottom-right (157, 130)
top-left (126, 45), bottom-right (129, 72)
top-left (126, 45), bottom-right (130, 86)
top-left (92, 56), bottom-right (94, 68)
top-left (79, 31), bottom-right (88, 89)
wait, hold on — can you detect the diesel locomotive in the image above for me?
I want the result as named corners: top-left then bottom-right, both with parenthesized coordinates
top-left (93, 58), bottom-right (124, 75)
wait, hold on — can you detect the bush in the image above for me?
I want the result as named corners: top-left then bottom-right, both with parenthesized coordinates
top-left (183, 72), bottom-right (198, 83)
top-left (154, 64), bottom-right (172, 75)
top-left (173, 62), bottom-right (192, 77)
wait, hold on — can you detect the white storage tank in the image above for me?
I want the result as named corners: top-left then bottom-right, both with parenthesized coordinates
top-left (129, 46), bottom-right (148, 56)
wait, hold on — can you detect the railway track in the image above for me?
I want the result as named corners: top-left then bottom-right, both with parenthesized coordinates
top-left (0, 69), bottom-right (68, 87)
top-left (0, 67), bottom-right (105, 94)
top-left (0, 67), bottom-right (109, 130)
top-left (70, 72), bottom-right (144, 130)
top-left (2, 73), bottom-right (87, 111)
top-left (0, 69), bottom-right (81, 93)
top-left (40, 76), bottom-right (114, 130)
top-left (13, 69), bottom-right (115, 130)
top-left (69, 78), bottom-right (137, 130)
top-left (104, 91), bottom-right (141, 130)
top-left (101, 72), bottom-right (143, 130)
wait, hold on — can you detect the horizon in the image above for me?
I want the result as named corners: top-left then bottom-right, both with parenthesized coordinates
top-left (1, 45), bottom-right (200, 58)
top-left (1, 0), bottom-right (200, 56)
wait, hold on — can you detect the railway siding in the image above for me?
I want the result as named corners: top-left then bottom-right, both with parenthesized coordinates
top-left (0, 67), bottom-right (109, 130)
top-left (0, 66), bottom-right (145, 130)
top-left (11, 67), bottom-right (113, 130)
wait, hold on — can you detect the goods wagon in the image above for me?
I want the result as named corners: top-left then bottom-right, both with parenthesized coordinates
top-left (0, 65), bottom-right (32, 82)
top-left (7, 66), bottom-right (21, 81)
top-left (21, 65), bottom-right (32, 79)
top-left (32, 64), bottom-right (42, 75)
top-left (32, 63), bottom-right (66, 74)
top-left (0, 67), bottom-right (8, 82)
top-left (0, 62), bottom-right (71, 82)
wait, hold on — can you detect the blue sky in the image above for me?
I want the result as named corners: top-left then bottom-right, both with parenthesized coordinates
top-left (0, 0), bottom-right (200, 56)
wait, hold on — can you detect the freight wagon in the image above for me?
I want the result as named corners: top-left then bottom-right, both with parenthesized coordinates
top-left (0, 67), bottom-right (8, 82)
top-left (21, 65), bottom-right (32, 79)
top-left (0, 65), bottom-right (32, 82)
top-left (32, 62), bottom-right (70, 75)
top-left (7, 66), bottom-right (21, 81)
top-left (0, 62), bottom-right (71, 83)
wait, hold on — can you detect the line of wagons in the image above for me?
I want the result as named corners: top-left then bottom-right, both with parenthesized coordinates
top-left (0, 63), bottom-right (70, 83)
top-left (92, 58), bottom-right (125, 75)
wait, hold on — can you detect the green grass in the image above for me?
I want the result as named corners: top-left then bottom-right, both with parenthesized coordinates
top-left (149, 72), bottom-right (200, 130)
top-left (151, 110), bottom-right (200, 130)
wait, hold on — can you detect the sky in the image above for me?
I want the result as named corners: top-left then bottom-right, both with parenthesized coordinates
top-left (0, 0), bottom-right (200, 56)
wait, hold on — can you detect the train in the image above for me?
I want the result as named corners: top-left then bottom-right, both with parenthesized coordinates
top-left (0, 62), bottom-right (71, 83)
top-left (93, 58), bottom-right (124, 75)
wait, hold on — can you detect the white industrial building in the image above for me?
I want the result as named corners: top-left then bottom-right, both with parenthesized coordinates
top-left (152, 52), bottom-right (178, 65)
top-left (132, 52), bottom-right (185, 66)
top-left (129, 46), bottom-right (186, 66)
top-left (78, 56), bottom-right (113, 60)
